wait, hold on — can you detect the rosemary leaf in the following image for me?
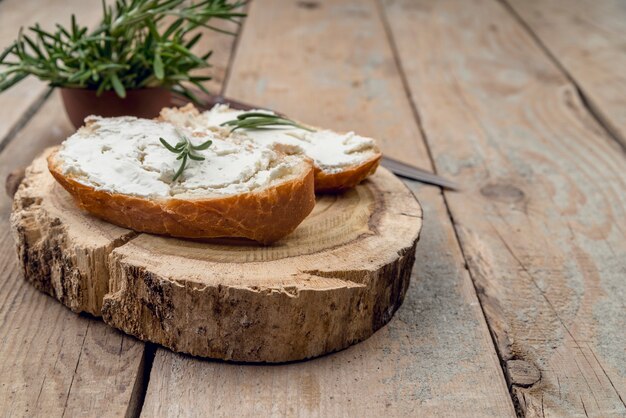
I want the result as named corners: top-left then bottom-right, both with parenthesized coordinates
top-left (160, 132), bottom-right (212, 181)
top-left (221, 112), bottom-right (315, 133)
top-left (110, 72), bottom-right (126, 98)
top-left (153, 51), bottom-right (164, 80)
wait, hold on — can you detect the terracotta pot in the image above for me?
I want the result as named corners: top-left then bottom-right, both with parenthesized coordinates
top-left (60, 87), bottom-right (172, 129)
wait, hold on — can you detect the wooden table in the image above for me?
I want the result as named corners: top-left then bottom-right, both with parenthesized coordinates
top-left (1, 0), bottom-right (624, 416)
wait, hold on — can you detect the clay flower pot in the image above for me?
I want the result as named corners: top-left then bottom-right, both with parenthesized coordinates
top-left (60, 87), bottom-right (173, 129)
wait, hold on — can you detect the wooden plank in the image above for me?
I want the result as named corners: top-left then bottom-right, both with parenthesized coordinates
top-left (0, 7), bottom-right (245, 417)
top-left (0, 92), bottom-right (146, 417)
top-left (141, 0), bottom-right (515, 416)
top-left (506, 0), bottom-right (626, 148)
top-left (0, 0), bottom-right (103, 146)
top-left (382, 0), bottom-right (626, 416)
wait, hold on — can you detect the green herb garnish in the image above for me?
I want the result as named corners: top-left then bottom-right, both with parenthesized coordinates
top-left (0, 0), bottom-right (246, 103)
top-left (159, 131), bottom-right (212, 181)
top-left (220, 112), bottom-right (315, 132)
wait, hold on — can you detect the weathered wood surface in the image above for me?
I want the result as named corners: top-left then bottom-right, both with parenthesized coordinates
top-left (0, 0), bottom-right (103, 147)
top-left (3, 0), bottom-right (626, 416)
top-left (12, 151), bottom-right (422, 362)
top-left (506, 0), bottom-right (626, 148)
top-left (383, 0), bottom-right (626, 416)
top-left (142, 0), bottom-right (515, 416)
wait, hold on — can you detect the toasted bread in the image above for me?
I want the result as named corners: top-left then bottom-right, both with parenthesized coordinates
top-left (48, 116), bottom-right (315, 244)
top-left (160, 104), bottom-right (382, 192)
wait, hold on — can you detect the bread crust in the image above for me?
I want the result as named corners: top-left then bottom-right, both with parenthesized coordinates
top-left (314, 153), bottom-right (381, 193)
top-left (47, 148), bottom-right (315, 244)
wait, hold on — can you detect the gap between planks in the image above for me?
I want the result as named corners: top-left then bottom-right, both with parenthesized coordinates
top-left (381, 0), bottom-right (626, 416)
top-left (491, 4), bottom-right (626, 412)
top-left (375, 0), bottom-right (522, 413)
top-left (125, 343), bottom-right (158, 418)
top-left (498, 0), bottom-right (626, 154)
top-left (0, 89), bottom-right (50, 154)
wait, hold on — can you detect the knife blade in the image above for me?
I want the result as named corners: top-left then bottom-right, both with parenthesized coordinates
top-left (171, 93), bottom-right (460, 190)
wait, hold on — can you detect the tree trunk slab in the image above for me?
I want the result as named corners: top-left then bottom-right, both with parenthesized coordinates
top-left (11, 150), bottom-right (422, 362)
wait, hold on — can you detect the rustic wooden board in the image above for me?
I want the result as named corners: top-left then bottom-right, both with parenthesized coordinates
top-left (0, 0), bottom-right (103, 147)
top-left (507, 0), bottom-right (626, 148)
top-left (12, 149), bottom-right (422, 362)
top-left (142, 0), bottom-right (516, 416)
top-left (11, 152), bottom-right (139, 316)
top-left (383, 0), bottom-right (626, 416)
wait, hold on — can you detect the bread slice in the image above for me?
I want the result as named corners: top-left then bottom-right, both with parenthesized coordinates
top-left (48, 116), bottom-right (315, 244)
top-left (160, 104), bottom-right (382, 192)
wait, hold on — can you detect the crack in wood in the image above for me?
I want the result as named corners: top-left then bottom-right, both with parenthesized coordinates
top-left (0, 89), bottom-right (52, 155)
top-left (499, 0), bottom-right (626, 154)
top-left (377, 0), bottom-right (518, 414)
top-left (61, 321), bottom-right (89, 418)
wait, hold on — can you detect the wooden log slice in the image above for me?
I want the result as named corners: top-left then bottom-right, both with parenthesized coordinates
top-left (11, 149), bottom-right (423, 362)
top-left (10, 151), bottom-right (138, 316)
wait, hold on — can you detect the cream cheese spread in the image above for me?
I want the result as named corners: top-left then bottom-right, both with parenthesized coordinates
top-left (55, 116), bottom-right (296, 199)
top-left (168, 105), bottom-right (379, 174)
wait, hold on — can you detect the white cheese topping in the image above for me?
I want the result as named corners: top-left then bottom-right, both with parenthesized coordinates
top-left (56, 116), bottom-right (296, 199)
top-left (165, 104), bottom-right (379, 174)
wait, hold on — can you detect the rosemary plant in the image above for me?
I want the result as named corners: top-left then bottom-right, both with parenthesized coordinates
top-left (0, 0), bottom-right (246, 102)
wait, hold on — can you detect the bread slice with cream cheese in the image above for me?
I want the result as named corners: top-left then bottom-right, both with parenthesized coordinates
top-left (47, 115), bottom-right (315, 244)
top-left (160, 104), bottom-right (382, 192)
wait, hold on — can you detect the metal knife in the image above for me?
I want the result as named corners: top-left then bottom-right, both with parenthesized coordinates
top-left (172, 93), bottom-right (460, 191)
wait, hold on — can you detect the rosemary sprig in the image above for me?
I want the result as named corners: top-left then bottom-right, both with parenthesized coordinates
top-left (0, 0), bottom-right (246, 102)
top-left (159, 132), bottom-right (212, 181)
top-left (220, 112), bottom-right (315, 132)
